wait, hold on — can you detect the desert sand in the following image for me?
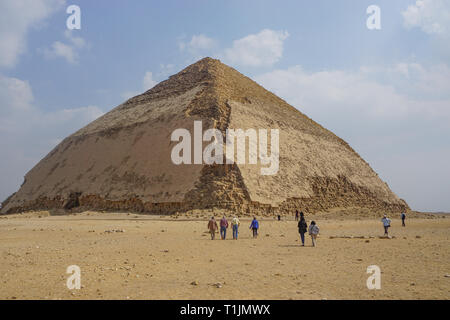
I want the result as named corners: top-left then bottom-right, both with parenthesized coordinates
top-left (0, 211), bottom-right (448, 300)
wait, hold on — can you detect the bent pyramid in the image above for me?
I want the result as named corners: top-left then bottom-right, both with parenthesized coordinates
top-left (1, 57), bottom-right (408, 215)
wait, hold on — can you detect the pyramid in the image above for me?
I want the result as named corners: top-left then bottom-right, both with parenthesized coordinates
top-left (1, 57), bottom-right (408, 215)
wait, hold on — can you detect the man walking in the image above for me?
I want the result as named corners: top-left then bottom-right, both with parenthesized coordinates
top-left (381, 214), bottom-right (391, 236)
top-left (207, 216), bottom-right (218, 240)
top-left (401, 212), bottom-right (406, 227)
top-left (249, 217), bottom-right (259, 238)
top-left (298, 212), bottom-right (307, 246)
top-left (220, 215), bottom-right (229, 240)
top-left (231, 216), bottom-right (240, 240)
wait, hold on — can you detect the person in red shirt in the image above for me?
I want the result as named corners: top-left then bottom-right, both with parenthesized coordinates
top-left (220, 216), bottom-right (229, 240)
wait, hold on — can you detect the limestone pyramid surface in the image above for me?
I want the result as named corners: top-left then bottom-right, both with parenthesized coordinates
top-left (1, 57), bottom-right (408, 214)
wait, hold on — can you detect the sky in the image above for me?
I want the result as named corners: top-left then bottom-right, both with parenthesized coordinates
top-left (0, 0), bottom-right (449, 212)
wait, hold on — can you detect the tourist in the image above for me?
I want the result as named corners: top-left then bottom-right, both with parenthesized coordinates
top-left (295, 210), bottom-right (299, 221)
top-left (231, 216), bottom-right (240, 240)
top-left (249, 217), bottom-right (259, 238)
top-left (381, 214), bottom-right (391, 236)
top-left (308, 220), bottom-right (319, 247)
top-left (207, 216), bottom-right (218, 240)
top-left (220, 215), bottom-right (229, 240)
top-left (277, 214), bottom-right (281, 221)
top-left (401, 211), bottom-right (406, 227)
top-left (298, 212), bottom-right (308, 246)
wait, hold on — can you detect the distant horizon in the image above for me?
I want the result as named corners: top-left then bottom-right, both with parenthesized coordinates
top-left (1, 0), bottom-right (450, 212)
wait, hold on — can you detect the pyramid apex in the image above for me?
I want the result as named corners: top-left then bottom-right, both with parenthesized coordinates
top-left (181, 56), bottom-right (225, 73)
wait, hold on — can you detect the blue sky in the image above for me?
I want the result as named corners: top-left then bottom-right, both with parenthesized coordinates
top-left (1, 0), bottom-right (449, 211)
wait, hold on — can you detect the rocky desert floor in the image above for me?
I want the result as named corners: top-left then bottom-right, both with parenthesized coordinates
top-left (0, 211), bottom-right (449, 300)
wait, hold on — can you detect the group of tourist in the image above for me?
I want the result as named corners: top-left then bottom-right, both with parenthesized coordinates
top-left (295, 211), bottom-right (320, 246)
top-left (207, 215), bottom-right (260, 240)
top-left (381, 211), bottom-right (406, 236)
top-left (296, 209), bottom-right (407, 241)
top-left (207, 210), bottom-right (407, 246)
top-left (206, 212), bottom-right (320, 246)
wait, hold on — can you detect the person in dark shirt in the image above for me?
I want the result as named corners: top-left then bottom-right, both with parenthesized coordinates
top-left (249, 217), bottom-right (259, 238)
top-left (401, 212), bottom-right (406, 227)
top-left (297, 212), bottom-right (307, 246)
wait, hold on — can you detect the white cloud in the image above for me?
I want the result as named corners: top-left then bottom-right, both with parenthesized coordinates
top-left (402, 0), bottom-right (450, 34)
top-left (44, 41), bottom-right (77, 63)
top-left (0, 0), bottom-right (65, 68)
top-left (179, 34), bottom-right (217, 53)
top-left (120, 90), bottom-right (140, 101)
top-left (41, 30), bottom-right (86, 64)
top-left (158, 63), bottom-right (175, 78)
top-left (0, 73), bottom-right (103, 202)
top-left (255, 63), bottom-right (450, 120)
top-left (143, 71), bottom-right (157, 90)
top-left (223, 29), bottom-right (289, 67)
top-left (64, 30), bottom-right (85, 48)
top-left (178, 29), bottom-right (289, 67)
top-left (255, 63), bottom-right (450, 211)
top-left (189, 34), bottom-right (216, 51)
top-left (121, 71), bottom-right (159, 100)
top-left (0, 74), bottom-right (34, 115)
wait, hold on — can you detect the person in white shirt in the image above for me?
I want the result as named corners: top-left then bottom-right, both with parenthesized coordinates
top-left (381, 215), bottom-right (391, 236)
top-left (231, 216), bottom-right (240, 240)
top-left (308, 221), bottom-right (320, 247)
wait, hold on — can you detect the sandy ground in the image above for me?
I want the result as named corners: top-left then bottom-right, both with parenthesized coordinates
top-left (0, 211), bottom-right (449, 300)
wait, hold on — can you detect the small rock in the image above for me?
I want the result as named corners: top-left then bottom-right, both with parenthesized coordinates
top-left (190, 281), bottom-right (198, 286)
top-left (416, 235), bottom-right (421, 239)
